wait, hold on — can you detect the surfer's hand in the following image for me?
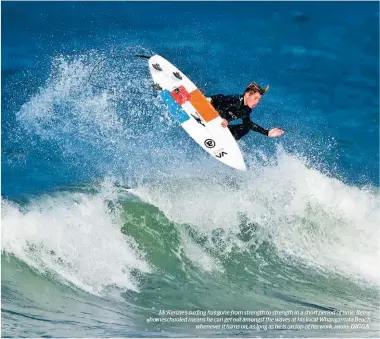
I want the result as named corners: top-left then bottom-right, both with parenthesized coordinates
top-left (268, 128), bottom-right (284, 137)
top-left (221, 119), bottom-right (228, 128)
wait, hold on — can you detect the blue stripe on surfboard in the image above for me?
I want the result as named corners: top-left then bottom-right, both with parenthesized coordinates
top-left (159, 90), bottom-right (190, 124)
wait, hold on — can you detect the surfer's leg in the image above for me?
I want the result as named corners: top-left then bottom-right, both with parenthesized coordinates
top-left (228, 123), bottom-right (251, 140)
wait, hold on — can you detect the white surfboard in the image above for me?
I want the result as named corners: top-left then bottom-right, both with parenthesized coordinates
top-left (147, 54), bottom-right (246, 171)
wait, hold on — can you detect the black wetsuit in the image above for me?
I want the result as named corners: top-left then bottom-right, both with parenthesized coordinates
top-left (210, 94), bottom-right (269, 140)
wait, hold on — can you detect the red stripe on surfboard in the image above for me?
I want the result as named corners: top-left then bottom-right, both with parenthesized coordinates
top-left (170, 86), bottom-right (191, 106)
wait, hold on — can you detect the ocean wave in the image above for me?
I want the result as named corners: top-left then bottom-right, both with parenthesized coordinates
top-left (1, 184), bottom-right (151, 296)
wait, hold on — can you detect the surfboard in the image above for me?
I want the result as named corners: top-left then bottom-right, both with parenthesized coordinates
top-left (147, 55), bottom-right (247, 171)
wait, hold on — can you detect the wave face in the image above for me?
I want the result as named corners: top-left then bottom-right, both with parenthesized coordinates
top-left (2, 1), bottom-right (379, 337)
top-left (2, 176), bottom-right (379, 337)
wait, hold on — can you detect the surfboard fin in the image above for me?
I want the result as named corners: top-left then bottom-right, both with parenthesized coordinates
top-left (153, 83), bottom-right (162, 91)
top-left (152, 63), bottom-right (163, 71)
top-left (191, 114), bottom-right (205, 127)
top-left (173, 72), bottom-right (182, 80)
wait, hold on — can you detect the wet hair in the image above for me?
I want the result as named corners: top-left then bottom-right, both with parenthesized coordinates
top-left (244, 82), bottom-right (269, 95)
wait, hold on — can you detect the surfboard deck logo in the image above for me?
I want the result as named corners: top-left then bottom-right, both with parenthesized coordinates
top-left (147, 54), bottom-right (247, 171)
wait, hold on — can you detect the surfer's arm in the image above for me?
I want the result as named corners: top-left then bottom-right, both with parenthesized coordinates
top-left (207, 94), bottom-right (232, 127)
top-left (242, 117), bottom-right (269, 136)
top-left (245, 118), bottom-right (285, 137)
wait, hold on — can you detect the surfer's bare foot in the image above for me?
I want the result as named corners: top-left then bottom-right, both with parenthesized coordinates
top-left (221, 119), bottom-right (228, 128)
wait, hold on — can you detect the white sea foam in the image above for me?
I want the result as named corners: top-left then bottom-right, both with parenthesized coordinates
top-left (1, 185), bottom-right (151, 296)
top-left (130, 148), bottom-right (380, 286)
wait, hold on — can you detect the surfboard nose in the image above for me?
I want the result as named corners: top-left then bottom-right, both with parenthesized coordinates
top-left (218, 152), bottom-right (247, 171)
top-left (230, 159), bottom-right (247, 171)
top-left (236, 162), bottom-right (247, 171)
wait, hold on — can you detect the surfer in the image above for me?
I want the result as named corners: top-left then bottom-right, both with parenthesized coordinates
top-left (207, 82), bottom-right (284, 140)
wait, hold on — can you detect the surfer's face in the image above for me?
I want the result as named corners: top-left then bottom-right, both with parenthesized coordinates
top-left (244, 91), bottom-right (262, 109)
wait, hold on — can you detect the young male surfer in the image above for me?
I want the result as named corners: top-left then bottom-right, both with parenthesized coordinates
top-left (207, 82), bottom-right (284, 140)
